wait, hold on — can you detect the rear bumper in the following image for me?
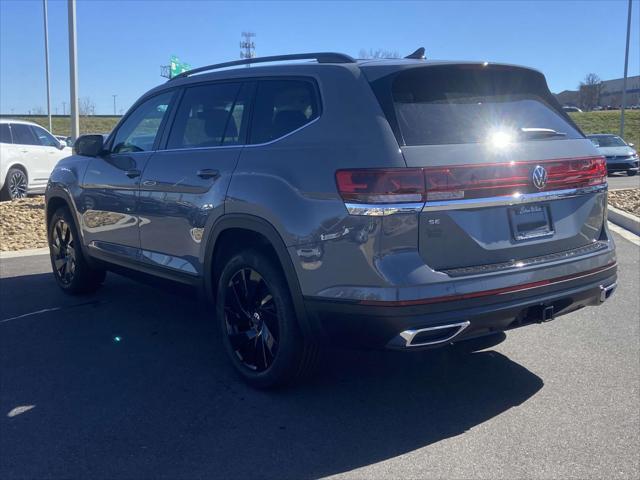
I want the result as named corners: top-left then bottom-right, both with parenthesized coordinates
top-left (303, 263), bottom-right (617, 349)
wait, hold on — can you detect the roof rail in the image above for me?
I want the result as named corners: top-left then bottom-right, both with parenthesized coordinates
top-left (170, 52), bottom-right (356, 81)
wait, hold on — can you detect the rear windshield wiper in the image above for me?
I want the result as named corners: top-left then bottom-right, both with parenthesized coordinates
top-left (519, 127), bottom-right (567, 139)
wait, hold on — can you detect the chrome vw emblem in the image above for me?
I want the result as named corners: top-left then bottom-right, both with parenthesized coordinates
top-left (532, 165), bottom-right (548, 190)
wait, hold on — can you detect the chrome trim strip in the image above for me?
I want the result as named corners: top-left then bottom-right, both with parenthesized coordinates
top-left (399, 321), bottom-right (471, 347)
top-left (346, 185), bottom-right (607, 216)
top-left (155, 116), bottom-right (321, 153)
top-left (422, 184), bottom-right (607, 211)
top-left (345, 202), bottom-right (424, 216)
top-left (442, 241), bottom-right (610, 278)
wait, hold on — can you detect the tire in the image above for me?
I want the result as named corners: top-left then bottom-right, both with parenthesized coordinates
top-left (216, 249), bottom-right (318, 388)
top-left (627, 170), bottom-right (637, 176)
top-left (0, 167), bottom-right (28, 200)
top-left (48, 206), bottom-right (106, 294)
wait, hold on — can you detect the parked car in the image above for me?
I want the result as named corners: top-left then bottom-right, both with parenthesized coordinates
top-left (587, 134), bottom-right (639, 176)
top-left (562, 105), bottom-right (582, 113)
top-left (0, 119), bottom-right (72, 200)
top-left (45, 52), bottom-right (617, 388)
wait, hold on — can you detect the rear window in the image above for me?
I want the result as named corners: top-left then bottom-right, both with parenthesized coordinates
top-left (249, 80), bottom-right (319, 144)
top-left (372, 65), bottom-right (582, 146)
top-left (11, 124), bottom-right (40, 146)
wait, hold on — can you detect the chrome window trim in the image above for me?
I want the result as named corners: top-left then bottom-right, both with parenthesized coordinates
top-left (345, 202), bottom-right (424, 216)
top-left (155, 116), bottom-right (321, 153)
top-left (422, 184), bottom-right (607, 212)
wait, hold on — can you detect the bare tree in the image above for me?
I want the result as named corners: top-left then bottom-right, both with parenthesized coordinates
top-left (79, 97), bottom-right (96, 116)
top-left (32, 106), bottom-right (45, 115)
top-left (578, 73), bottom-right (603, 111)
top-left (359, 48), bottom-right (401, 59)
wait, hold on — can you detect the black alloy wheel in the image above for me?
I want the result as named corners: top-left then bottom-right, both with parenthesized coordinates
top-left (223, 267), bottom-right (280, 372)
top-left (50, 217), bottom-right (76, 285)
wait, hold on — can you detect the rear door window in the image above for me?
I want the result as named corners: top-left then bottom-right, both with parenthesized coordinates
top-left (167, 82), bottom-right (249, 149)
top-left (371, 65), bottom-right (582, 146)
top-left (11, 124), bottom-right (40, 146)
top-left (249, 80), bottom-right (319, 144)
top-left (0, 124), bottom-right (11, 143)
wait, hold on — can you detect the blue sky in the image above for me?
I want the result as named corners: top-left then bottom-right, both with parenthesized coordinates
top-left (1, 0), bottom-right (638, 114)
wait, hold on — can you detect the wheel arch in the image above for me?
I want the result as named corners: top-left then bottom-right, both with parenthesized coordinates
top-left (45, 188), bottom-right (94, 264)
top-left (4, 162), bottom-right (29, 184)
top-left (204, 214), bottom-right (312, 338)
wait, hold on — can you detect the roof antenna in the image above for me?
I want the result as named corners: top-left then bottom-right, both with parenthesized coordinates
top-left (405, 47), bottom-right (426, 60)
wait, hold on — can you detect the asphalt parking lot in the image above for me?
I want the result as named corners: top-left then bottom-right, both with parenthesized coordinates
top-left (608, 172), bottom-right (640, 190)
top-left (0, 231), bottom-right (638, 479)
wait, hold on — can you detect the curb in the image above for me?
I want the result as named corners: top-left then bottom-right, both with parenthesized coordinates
top-left (0, 247), bottom-right (49, 259)
top-left (608, 206), bottom-right (640, 236)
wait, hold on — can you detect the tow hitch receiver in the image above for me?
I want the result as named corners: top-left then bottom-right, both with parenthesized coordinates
top-left (541, 305), bottom-right (555, 322)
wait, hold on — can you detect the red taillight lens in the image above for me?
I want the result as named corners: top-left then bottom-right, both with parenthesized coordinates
top-left (423, 156), bottom-right (607, 201)
top-left (336, 157), bottom-right (606, 205)
top-left (335, 169), bottom-right (426, 203)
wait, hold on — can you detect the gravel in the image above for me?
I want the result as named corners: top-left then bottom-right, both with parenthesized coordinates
top-left (0, 197), bottom-right (47, 251)
top-left (608, 188), bottom-right (640, 216)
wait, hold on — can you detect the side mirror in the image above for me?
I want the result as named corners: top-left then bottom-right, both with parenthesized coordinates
top-left (629, 143), bottom-right (634, 148)
top-left (74, 134), bottom-right (104, 157)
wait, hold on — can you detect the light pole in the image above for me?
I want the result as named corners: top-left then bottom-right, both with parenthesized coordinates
top-left (619, 0), bottom-right (632, 138)
top-left (68, 0), bottom-right (79, 140)
top-left (112, 94), bottom-right (117, 116)
top-left (43, 0), bottom-right (52, 132)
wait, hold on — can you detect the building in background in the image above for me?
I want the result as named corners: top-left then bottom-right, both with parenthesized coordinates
top-left (555, 75), bottom-right (640, 109)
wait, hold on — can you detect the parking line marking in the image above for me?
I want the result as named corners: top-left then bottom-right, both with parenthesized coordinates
top-left (0, 300), bottom-right (106, 324)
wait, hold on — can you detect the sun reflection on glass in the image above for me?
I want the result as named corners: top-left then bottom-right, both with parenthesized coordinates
top-left (488, 130), bottom-right (514, 149)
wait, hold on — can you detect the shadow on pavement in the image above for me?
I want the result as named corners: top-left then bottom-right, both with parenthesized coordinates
top-left (0, 271), bottom-right (543, 479)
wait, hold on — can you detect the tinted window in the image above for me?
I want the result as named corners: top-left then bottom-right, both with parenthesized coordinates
top-left (0, 124), bottom-right (11, 143)
top-left (376, 66), bottom-right (581, 146)
top-left (11, 124), bottom-right (40, 146)
top-left (589, 135), bottom-right (626, 147)
top-left (112, 91), bottom-right (174, 154)
top-left (250, 80), bottom-right (319, 144)
top-left (31, 125), bottom-right (59, 147)
top-left (167, 82), bottom-right (248, 149)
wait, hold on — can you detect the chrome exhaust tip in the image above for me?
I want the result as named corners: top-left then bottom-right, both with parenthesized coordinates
top-left (599, 282), bottom-right (617, 303)
top-left (398, 321), bottom-right (471, 348)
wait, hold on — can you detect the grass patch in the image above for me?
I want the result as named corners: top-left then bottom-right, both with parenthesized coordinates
top-left (15, 116), bottom-right (120, 137)
top-left (569, 110), bottom-right (639, 148)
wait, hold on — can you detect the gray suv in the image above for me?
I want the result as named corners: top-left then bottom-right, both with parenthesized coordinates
top-left (45, 52), bottom-right (617, 388)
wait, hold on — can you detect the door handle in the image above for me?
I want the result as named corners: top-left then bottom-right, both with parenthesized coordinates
top-left (197, 169), bottom-right (220, 179)
top-left (125, 169), bottom-right (141, 178)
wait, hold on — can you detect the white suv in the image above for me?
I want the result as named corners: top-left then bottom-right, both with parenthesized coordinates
top-left (0, 119), bottom-right (72, 200)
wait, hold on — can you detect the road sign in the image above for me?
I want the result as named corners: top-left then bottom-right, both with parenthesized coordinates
top-left (170, 55), bottom-right (191, 78)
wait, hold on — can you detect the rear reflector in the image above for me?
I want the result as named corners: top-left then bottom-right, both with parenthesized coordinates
top-left (336, 156), bottom-right (606, 204)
